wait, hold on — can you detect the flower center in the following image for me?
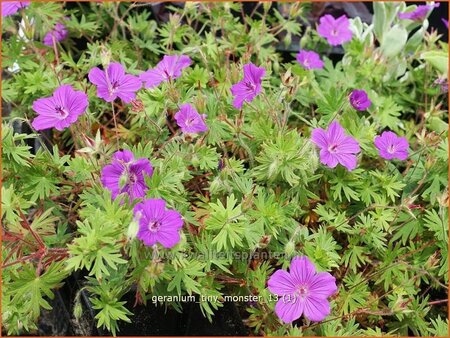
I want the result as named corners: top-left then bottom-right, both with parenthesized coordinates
top-left (245, 81), bottom-right (256, 91)
top-left (185, 117), bottom-right (196, 127)
top-left (148, 220), bottom-right (161, 232)
top-left (387, 144), bottom-right (396, 154)
top-left (163, 69), bottom-right (172, 81)
top-left (128, 172), bottom-right (137, 184)
top-left (331, 29), bottom-right (338, 37)
top-left (119, 170), bottom-right (137, 190)
top-left (296, 285), bottom-right (309, 298)
top-left (328, 143), bottom-right (338, 153)
top-left (55, 106), bottom-right (69, 119)
top-left (109, 81), bottom-right (120, 96)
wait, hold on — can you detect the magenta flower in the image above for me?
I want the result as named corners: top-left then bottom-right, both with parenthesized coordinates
top-left (317, 15), bottom-right (353, 46)
top-left (1, 1), bottom-right (29, 17)
top-left (442, 18), bottom-right (449, 29)
top-left (311, 121), bottom-right (361, 171)
top-left (231, 63), bottom-right (265, 109)
top-left (398, 3), bottom-right (439, 21)
top-left (374, 131), bottom-right (409, 161)
top-left (134, 198), bottom-right (183, 248)
top-left (88, 63), bottom-right (142, 103)
top-left (349, 89), bottom-right (371, 111)
top-left (139, 55), bottom-right (191, 89)
top-left (434, 77), bottom-right (448, 93)
top-left (31, 85), bottom-right (88, 131)
top-left (43, 22), bottom-right (68, 46)
top-left (268, 256), bottom-right (337, 323)
top-left (296, 50), bottom-right (324, 70)
top-left (101, 150), bottom-right (153, 202)
top-left (174, 104), bottom-right (208, 134)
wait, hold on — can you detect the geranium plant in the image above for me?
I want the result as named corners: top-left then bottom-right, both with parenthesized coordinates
top-left (1, 1), bottom-right (448, 336)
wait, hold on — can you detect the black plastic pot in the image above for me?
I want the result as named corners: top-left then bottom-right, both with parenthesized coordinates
top-left (77, 291), bottom-right (249, 336)
top-left (38, 290), bottom-right (73, 336)
top-left (37, 271), bottom-right (248, 336)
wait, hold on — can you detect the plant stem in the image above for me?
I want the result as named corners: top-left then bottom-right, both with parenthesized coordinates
top-left (111, 101), bottom-right (119, 147)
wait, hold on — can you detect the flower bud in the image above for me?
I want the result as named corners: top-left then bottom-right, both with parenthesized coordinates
top-left (100, 46), bottom-right (111, 68)
top-left (285, 241), bottom-right (295, 256)
top-left (425, 252), bottom-right (439, 269)
top-left (146, 261), bottom-right (165, 277)
top-left (259, 235), bottom-right (271, 248)
top-left (119, 173), bottom-right (128, 189)
top-left (425, 157), bottom-right (436, 170)
top-left (437, 191), bottom-right (448, 207)
top-left (127, 219), bottom-right (139, 240)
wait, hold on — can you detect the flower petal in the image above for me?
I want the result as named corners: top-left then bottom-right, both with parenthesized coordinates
top-left (120, 74), bottom-right (142, 91)
top-left (31, 115), bottom-right (58, 131)
top-left (274, 297), bottom-right (305, 324)
top-left (303, 296), bottom-right (331, 322)
top-left (88, 67), bottom-right (107, 86)
top-left (311, 128), bottom-right (328, 148)
top-left (139, 199), bottom-right (166, 221)
top-left (113, 150), bottom-right (135, 163)
top-left (32, 97), bottom-right (56, 116)
top-left (336, 136), bottom-right (360, 154)
top-left (326, 121), bottom-right (345, 145)
top-left (308, 272), bottom-right (337, 299)
top-left (139, 69), bottom-right (166, 88)
top-left (335, 153), bottom-right (358, 171)
top-left (107, 62), bottom-right (125, 83)
top-left (137, 228), bottom-right (158, 246)
top-left (319, 149), bottom-right (339, 168)
top-left (268, 270), bottom-right (297, 296)
top-left (289, 256), bottom-right (316, 285)
top-left (156, 227), bottom-right (181, 248)
top-left (130, 158), bottom-right (153, 177)
top-left (161, 210), bottom-right (183, 230)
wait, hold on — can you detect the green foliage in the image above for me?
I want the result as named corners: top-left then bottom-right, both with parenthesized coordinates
top-left (254, 130), bottom-right (318, 186)
top-left (84, 273), bottom-right (133, 336)
top-left (205, 194), bottom-right (246, 251)
top-left (1, 1), bottom-right (448, 336)
top-left (3, 262), bottom-right (69, 335)
top-left (67, 210), bottom-right (128, 280)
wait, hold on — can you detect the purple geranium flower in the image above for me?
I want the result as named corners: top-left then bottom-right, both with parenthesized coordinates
top-left (374, 131), bottom-right (409, 160)
top-left (349, 89), bottom-right (371, 111)
top-left (268, 256), bottom-right (337, 323)
top-left (174, 103), bottom-right (208, 134)
top-left (296, 50), bottom-right (324, 70)
top-left (101, 150), bottom-right (153, 202)
top-left (139, 55), bottom-right (191, 89)
top-left (134, 198), bottom-right (183, 248)
top-left (31, 85), bottom-right (88, 131)
top-left (43, 22), bottom-right (68, 46)
top-left (398, 3), bottom-right (439, 21)
top-left (230, 63), bottom-right (265, 109)
top-left (317, 15), bottom-right (353, 46)
top-left (311, 121), bottom-right (361, 171)
top-left (88, 62), bottom-right (142, 103)
top-left (442, 18), bottom-right (448, 28)
top-left (434, 77), bottom-right (448, 93)
top-left (1, 1), bottom-right (29, 17)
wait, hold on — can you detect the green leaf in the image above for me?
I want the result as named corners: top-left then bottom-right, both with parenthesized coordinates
top-left (372, 2), bottom-right (386, 42)
top-left (205, 195), bottom-right (246, 251)
top-left (337, 273), bottom-right (370, 315)
top-left (380, 25), bottom-right (408, 58)
top-left (421, 51), bottom-right (448, 76)
top-left (8, 262), bottom-right (68, 322)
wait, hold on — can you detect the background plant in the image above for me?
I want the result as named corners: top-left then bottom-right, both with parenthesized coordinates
top-left (1, 1), bottom-right (448, 336)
